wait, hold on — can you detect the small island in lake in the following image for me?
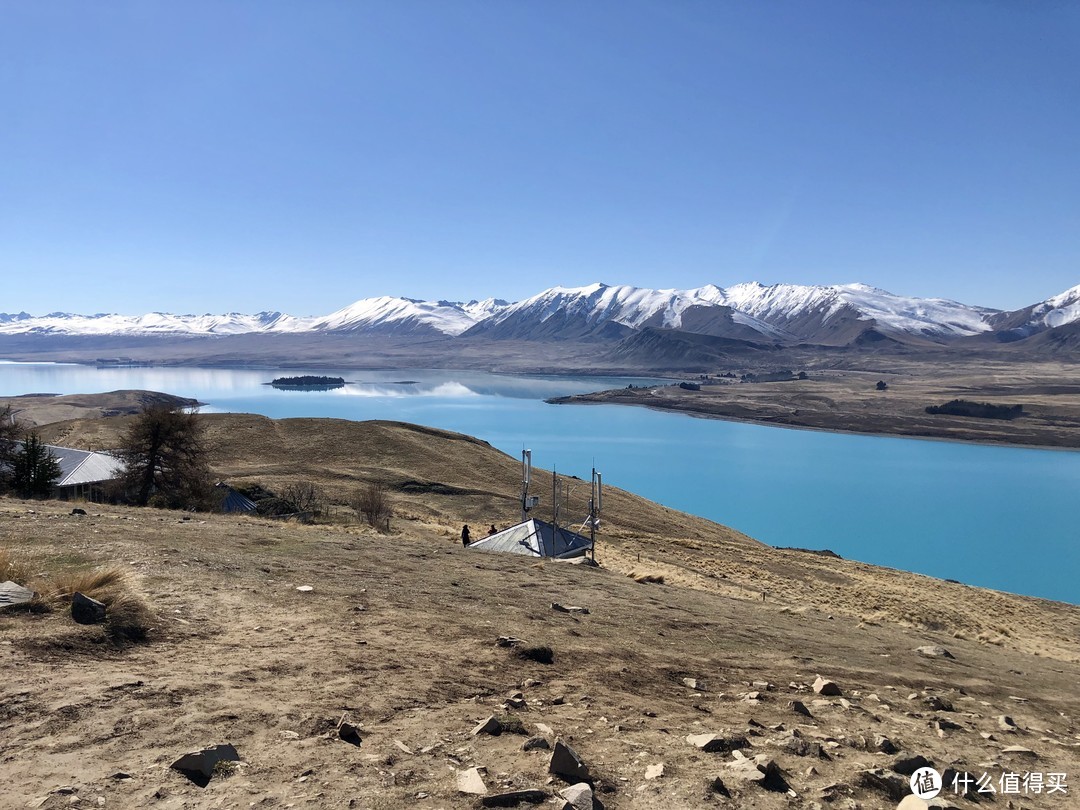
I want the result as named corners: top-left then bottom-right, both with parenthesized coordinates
top-left (268, 375), bottom-right (346, 391)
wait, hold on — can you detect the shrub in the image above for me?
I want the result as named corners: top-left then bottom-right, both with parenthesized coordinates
top-left (352, 482), bottom-right (392, 530)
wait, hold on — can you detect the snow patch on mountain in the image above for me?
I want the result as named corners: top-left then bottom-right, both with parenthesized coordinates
top-left (721, 281), bottom-right (997, 337)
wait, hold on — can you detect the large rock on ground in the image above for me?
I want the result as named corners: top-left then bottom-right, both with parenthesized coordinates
top-left (170, 744), bottom-right (240, 786)
top-left (71, 592), bottom-right (107, 624)
top-left (549, 740), bottom-right (590, 781)
top-left (915, 645), bottom-right (955, 659)
top-left (0, 581), bottom-right (35, 609)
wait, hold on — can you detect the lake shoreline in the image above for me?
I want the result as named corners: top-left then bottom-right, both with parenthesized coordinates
top-left (548, 379), bottom-right (1080, 452)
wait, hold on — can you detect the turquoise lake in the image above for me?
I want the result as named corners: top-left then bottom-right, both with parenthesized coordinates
top-left (2, 361), bottom-right (1078, 605)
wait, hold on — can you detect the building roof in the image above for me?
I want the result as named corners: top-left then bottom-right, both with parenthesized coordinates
top-left (45, 445), bottom-right (124, 487)
top-left (215, 483), bottom-right (258, 513)
top-left (466, 518), bottom-right (592, 559)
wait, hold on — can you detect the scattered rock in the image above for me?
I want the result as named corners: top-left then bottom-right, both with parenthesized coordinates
top-left (644, 763), bottom-right (664, 780)
top-left (0, 580), bottom-right (35, 609)
top-left (71, 592), bottom-right (106, 625)
top-left (682, 677), bottom-right (704, 690)
top-left (473, 716), bottom-right (504, 736)
top-left (481, 789), bottom-right (548, 807)
top-left (874, 734), bottom-right (898, 754)
top-left (338, 721), bottom-right (363, 747)
top-left (855, 768), bottom-right (907, 802)
top-left (393, 739), bottom-right (413, 755)
top-left (70, 508), bottom-right (87, 516)
top-left (559, 782), bottom-right (593, 810)
top-left (923, 695), bottom-right (953, 712)
top-left (109, 772), bottom-right (132, 781)
top-left (522, 736), bottom-right (550, 751)
top-left (504, 697), bottom-right (528, 710)
top-left (724, 755), bottom-right (790, 792)
top-left (517, 645), bottom-right (554, 665)
top-left (170, 744), bottom-right (240, 787)
top-left (535, 722), bottom-right (554, 736)
top-left (915, 645), bottom-right (955, 659)
top-left (708, 776), bottom-right (731, 797)
top-left (497, 636), bottom-right (524, 647)
top-left (295, 585), bottom-right (314, 592)
top-left (686, 732), bottom-right (750, 753)
top-left (891, 754), bottom-right (933, 776)
top-left (549, 740), bottom-right (591, 781)
top-left (813, 677), bottom-right (841, 697)
top-left (998, 715), bottom-right (1019, 732)
top-left (456, 767), bottom-right (488, 795)
top-left (551, 602), bottom-right (589, 615)
top-left (789, 700), bottom-right (813, 718)
top-left (1002, 745), bottom-right (1037, 757)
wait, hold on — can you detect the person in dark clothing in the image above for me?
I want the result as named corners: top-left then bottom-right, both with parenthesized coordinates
top-left (461, 524), bottom-right (471, 547)
top-left (488, 524), bottom-right (497, 535)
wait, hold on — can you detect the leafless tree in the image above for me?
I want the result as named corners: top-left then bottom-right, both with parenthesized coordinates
top-left (281, 481), bottom-right (327, 517)
top-left (351, 482), bottom-right (392, 530)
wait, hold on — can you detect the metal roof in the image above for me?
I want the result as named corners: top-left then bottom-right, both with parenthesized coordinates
top-left (467, 518), bottom-right (592, 559)
top-left (44, 445), bottom-right (124, 487)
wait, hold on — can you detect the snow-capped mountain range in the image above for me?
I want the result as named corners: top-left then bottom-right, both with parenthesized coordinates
top-left (1, 282), bottom-right (1077, 346)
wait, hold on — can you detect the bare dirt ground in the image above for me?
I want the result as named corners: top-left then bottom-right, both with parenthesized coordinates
top-left (550, 360), bottom-right (1080, 449)
top-left (3, 415), bottom-right (1080, 809)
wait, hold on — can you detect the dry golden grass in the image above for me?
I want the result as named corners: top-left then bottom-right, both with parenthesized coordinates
top-left (0, 554), bottom-right (154, 643)
top-left (0, 547), bottom-right (35, 584)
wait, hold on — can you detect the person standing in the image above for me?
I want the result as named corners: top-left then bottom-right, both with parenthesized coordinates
top-left (461, 524), bottom-right (471, 547)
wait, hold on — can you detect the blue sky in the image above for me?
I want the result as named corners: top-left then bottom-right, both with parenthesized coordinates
top-left (2, 1), bottom-right (1077, 316)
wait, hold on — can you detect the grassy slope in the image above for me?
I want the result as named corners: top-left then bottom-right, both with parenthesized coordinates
top-left (2, 414), bottom-right (1076, 808)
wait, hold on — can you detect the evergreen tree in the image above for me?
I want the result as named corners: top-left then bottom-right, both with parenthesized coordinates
top-left (11, 432), bottom-right (62, 498)
top-left (117, 404), bottom-right (215, 509)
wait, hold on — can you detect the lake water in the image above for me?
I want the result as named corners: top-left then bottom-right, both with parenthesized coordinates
top-left (2, 361), bottom-right (1078, 605)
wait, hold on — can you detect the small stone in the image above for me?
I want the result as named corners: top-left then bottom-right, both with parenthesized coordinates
top-left (535, 722), bottom-right (554, 736)
top-left (71, 508), bottom-right (87, 516)
top-left (915, 645), bottom-right (955, 659)
top-left (682, 677), bottom-right (702, 690)
top-left (522, 736), bottom-right (550, 751)
top-left (924, 695), bottom-right (953, 712)
top-left (481, 789), bottom-right (548, 807)
top-left (644, 763), bottom-right (664, 780)
top-left (812, 676), bottom-right (841, 696)
top-left (874, 734), bottom-right (898, 754)
top-left (1001, 745), bottom-right (1037, 757)
top-left (456, 767), bottom-right (488, 795)
top-left (549, 740), bottom-right (590, 781)
top-left (559, 783), bottom-right (593, 810)
top-left (550, 602), bottom-right (589, 615)
top-left (71, 592), bottom-right (106, 624)
top-left (473, 715), bottom-right (504, 736)
top-left (338, 721), bottom-right (363, 746)
top-left (393, 739), bottom-right (413, 755)
top-left (686, 732), bottom-right (749, 753)
top-left (789, 700), bottom-right (813, 718)
top-left (295, 585), bottom-right (314, 592)
top-left (170, 744), bottom-right (240, 785)
top-left (998, 714), bottom-right (1019, 731)
top-left (891, 754), bottom-right (933, 776)
top-left (708, 776), bottom-right (731, 796)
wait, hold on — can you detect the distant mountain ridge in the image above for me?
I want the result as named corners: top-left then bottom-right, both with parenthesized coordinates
top-left (2, 281), bottom-right (1078, 348)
